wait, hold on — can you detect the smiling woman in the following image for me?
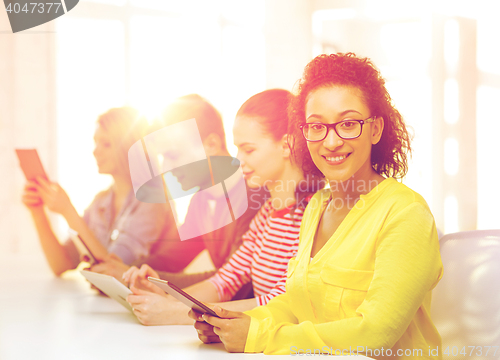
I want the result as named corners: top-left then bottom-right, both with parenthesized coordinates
top-left (289, 53), bottom-right (412, 182)
top-left (201, 53), bottom-right (443, 358)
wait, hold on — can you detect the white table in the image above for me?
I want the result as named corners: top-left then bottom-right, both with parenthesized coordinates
top-left (0, 253), bottom-right (367, 359)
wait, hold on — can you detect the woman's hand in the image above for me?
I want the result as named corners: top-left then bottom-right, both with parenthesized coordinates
top-left (189, 309), bottom-right (222, 344)
top-left (122, 264), bottom-right (163, 295)
top-left (200, 306), bottom-right (251, 353)
top-left (35, 177), bottom-right (74, 217)
top-left (127, 286), bottom-right (179, 325)
top-left (90, 254), bottom-right (130, 285)
top-left (21, 181), bottom-right (43, 209)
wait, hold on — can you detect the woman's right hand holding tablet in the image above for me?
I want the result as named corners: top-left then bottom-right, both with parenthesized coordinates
top-left (35, 176), bottom-right (74, 217)
top-left (188, 309), bottom-right (222, 344)
top-left (127, 286), bottom-right (182, 325)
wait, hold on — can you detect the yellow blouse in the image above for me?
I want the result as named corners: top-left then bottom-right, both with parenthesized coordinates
top-left (244, 178), bottom-right (443, 359)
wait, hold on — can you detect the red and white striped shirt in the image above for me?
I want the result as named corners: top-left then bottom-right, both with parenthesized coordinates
top-left (208, 197), bottom-right (308, 306)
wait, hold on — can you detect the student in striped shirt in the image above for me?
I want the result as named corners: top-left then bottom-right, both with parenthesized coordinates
top-left (123, 89), bottom-right (323, 326)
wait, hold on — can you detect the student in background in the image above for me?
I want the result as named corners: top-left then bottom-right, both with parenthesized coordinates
top-left (21, 107), bottom-right (174, 275)
top-left (92, 94), bottom-right (267, 292)
top-left (196, 53), bottom-right (443, 358)
top-left (123, 89), bottom-right (323, 326)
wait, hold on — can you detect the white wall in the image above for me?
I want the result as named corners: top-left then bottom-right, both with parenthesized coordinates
top-left (0, 12), bottom-right (60, 255)
top-left (264, 0), bottom-right (313, 89)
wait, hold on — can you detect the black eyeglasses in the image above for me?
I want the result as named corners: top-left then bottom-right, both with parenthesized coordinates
top-left (300, 116), bottom-right (376, 142)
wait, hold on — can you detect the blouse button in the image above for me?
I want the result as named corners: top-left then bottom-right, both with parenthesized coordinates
top-left (110, 229), bottom-right (119, 241)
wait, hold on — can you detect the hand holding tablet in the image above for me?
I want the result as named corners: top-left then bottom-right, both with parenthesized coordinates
top-left (16, 148), bottom-right (73, 216)
top-left (80, 270), bottom-right (133, 312)
top-left (17, 149), bottom-right (49, 208)
top-left (15, 149), bottom-right (49, 182)
top-left (148, 277), bottom-right (220, 318)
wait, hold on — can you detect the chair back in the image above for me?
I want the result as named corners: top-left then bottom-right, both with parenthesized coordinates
top-left (431, 229), bottom-right (500, 356)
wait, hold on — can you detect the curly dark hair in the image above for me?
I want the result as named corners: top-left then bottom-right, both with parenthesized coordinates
top-left (288, 52), bottom-right (412, 179)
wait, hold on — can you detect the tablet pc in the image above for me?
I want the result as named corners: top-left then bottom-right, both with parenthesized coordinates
top-left (69, 229), bottom-right (98, 265)
top-left (148, 277), bottom-right (219, 317)
top-left (80, 270), bottom-right (133, 312)
top-left (15, 149), bottom-right (49, 181)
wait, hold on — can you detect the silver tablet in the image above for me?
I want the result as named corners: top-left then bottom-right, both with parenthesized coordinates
top-left (80, 270), bottom-right (133, 312)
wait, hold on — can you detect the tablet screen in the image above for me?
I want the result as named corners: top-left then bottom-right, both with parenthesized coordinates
top-left (148, 277), bottom-right (219, 317)
top-left (15, 149), bottom-right (48, 181)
